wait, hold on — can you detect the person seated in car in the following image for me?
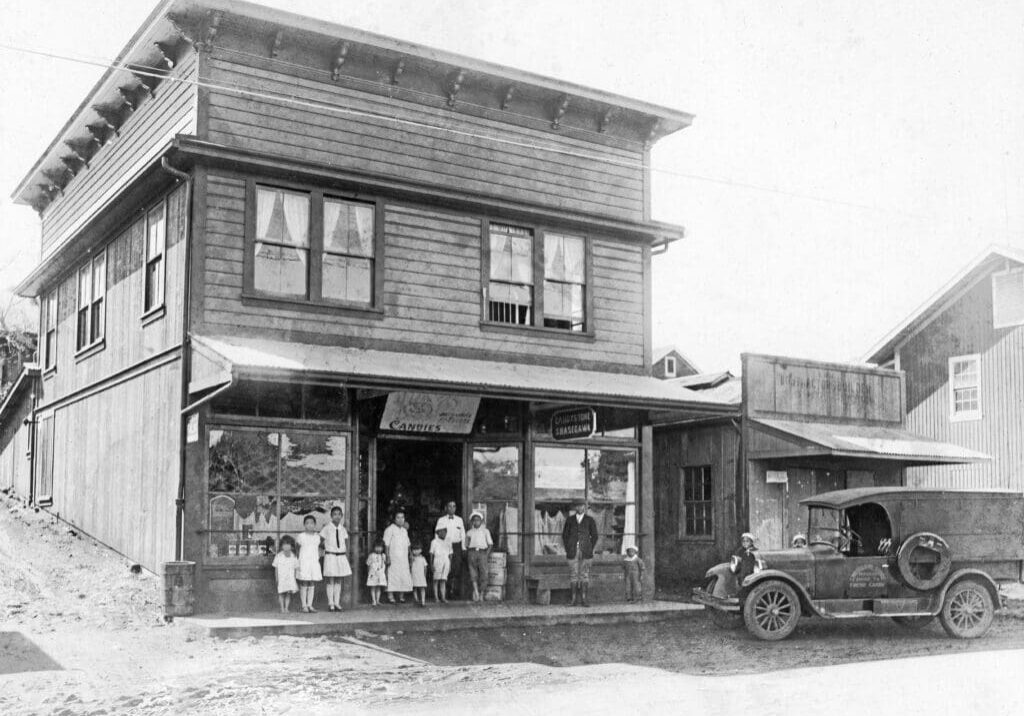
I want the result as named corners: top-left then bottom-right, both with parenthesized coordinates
top-left (791, 533), bottom-right (808, 548)
top-left (730, 532), bottom-right (758, 582)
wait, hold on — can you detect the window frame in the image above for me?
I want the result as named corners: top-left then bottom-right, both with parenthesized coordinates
top-left (36, 413), bottom-right (54, 505)
top-left (949, 354), bottom-right (982, 422)
top-left (679, 465), bottom-right (714, 540)
top-left (992, 268), bottom-right (1024, 329)
top-left (243, 177), bottom-right (384, 313)
top-left (143, 199), bottom-right (167, 316)
top-left (42, 291), bottom-right (57, 373)
top-left (665, 356), bottom-right (677, 377)
top-left (75, 249), bottom-right (106, 354)
top-left (480, 219), bottom-right (594, 337)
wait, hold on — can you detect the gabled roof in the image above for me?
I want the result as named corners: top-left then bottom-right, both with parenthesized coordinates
top-left (651, 345), bottom-right (700, 373)
top-left (863, 244), bottom-right (1024, 365)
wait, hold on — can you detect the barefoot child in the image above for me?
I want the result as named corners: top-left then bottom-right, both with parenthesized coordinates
top-left (320, 506), bottom-right (352, 612)
top-left (295, 514), bottom-right (323, 612)
top-left (430, 527), bottom-right (451, 603)
top-left (272, 535), bottom-right (299, 612)
top-left (465, 511), bottom-right (493, 602)
top-left (622, 545), bottom-right (644, 602)
top-left (366, 540), bottom-right (387, 606)
top-left (410, 544), bottom-right (429, 607)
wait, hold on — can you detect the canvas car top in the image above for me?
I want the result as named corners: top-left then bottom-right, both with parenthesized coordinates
top-left (800, 486), bottom-right (1022, 511)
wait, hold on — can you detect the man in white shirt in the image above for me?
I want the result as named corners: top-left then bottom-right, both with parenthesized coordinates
top-left (435, 501), bottom-right (466, 599)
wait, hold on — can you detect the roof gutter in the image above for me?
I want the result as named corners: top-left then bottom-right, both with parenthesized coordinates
top-left (651, 229), bottom-right (684, 256)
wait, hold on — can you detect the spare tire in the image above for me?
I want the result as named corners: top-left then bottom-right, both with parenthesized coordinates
top-left (895, 532), bottom-right (952, 591)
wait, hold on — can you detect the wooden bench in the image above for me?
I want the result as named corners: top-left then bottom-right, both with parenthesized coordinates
top-left (526, 573), bottom-right (572, 605)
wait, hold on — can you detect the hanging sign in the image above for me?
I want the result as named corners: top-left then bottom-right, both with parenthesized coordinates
top-left (551, 407), bottom-right (597, 441)
top-left (766, 470), bottom-right (789, 484)
top-left (380, 392), bottom-right (481, 434)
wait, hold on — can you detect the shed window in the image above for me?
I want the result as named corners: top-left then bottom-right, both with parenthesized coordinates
top-left (665, 356), bottom-right (677, 377)
top-left (949, 354), bottom-right (981, 421)
top-left (42, 291), bottom-right (57, 371)
top-left (76, 251), bottom-right (106, 351)
top-left (992, 268), bottom-right (1024, 329)
top-left (144, 202), bottom-right (166, 312)
top-left (680, 465), bottom-right (713, 538)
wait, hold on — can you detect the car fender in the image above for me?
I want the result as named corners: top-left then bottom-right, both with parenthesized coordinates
top-left (937, 569), bottom-right (1001, 610)
top-left (740, 570), bottom-right (821, 616)
top-left (703, 562), bottom-right (731, 580)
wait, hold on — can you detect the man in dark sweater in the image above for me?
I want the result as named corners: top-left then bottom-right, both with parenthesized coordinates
top-left (562, 500), bottom-right (599, 607)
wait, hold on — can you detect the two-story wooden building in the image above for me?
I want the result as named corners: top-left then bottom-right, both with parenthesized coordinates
top-left (864, 245), bottom-right (1024, 491)
top-left (7, 0), bottom-right (736, 611)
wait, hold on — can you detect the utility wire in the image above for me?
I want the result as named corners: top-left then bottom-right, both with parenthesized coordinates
top-left (0, 40), bottom-right (976, 222)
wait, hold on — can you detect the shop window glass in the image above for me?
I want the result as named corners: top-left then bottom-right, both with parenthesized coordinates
top-left (207, 428), bottom-right (348, 559)
top-left (533, 446), bottom-right (636, 559)
top-left (472, 446), bottom-right (521, 557)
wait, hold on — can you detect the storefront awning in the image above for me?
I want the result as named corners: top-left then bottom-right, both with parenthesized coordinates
top-left (190, 335), bottom-right (739, 412)
top-left (749, 417), bottom-right (990, 466)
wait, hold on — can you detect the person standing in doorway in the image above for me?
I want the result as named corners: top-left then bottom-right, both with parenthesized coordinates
top-left (562, 500), bottom-right (598, 607)
top-left (435, 501), bottom-right (466, 599)
top-left (465, 511), bottom-right (493, 602)
top-left (383, 511), bottom-right (413, 603)
top-left (320, 506), bottom-right (351, 612)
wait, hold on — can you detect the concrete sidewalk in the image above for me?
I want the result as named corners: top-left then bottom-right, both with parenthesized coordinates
top-left (181, 599), bottom-right (702, 639)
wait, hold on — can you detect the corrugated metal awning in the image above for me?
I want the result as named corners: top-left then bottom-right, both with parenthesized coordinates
top-left (191, 334), bottom-right (738, 412)
top-left (750, 417), bottom-right (989, 466)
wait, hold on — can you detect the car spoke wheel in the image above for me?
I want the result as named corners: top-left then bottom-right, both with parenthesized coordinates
top-left (743, 581), bottom-right (800, 641)
top-left (940, 580), bottom-right (994, 639)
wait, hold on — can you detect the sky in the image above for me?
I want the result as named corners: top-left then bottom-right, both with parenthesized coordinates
top-left (1, 1), bottom-right (1022, 371)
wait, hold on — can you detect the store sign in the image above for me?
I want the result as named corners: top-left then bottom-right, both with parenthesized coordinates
top-left (380, 392), bottom-right (481, 434)
top-left (551, 407), bottom-right (597, 441)
top-left (766, 470), bottom-right (789, 484)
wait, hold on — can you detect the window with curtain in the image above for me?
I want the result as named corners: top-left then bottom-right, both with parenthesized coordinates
top-left (322, 197), bottom-right (374, 304)
top-left (680, 465), bottom-right (713, 538)
top-left (533, 446), bottom-right (636, 559)
top-left (488, 223), bottom-right (534, 325)
top-left (543, 233), bottom-right (586, 331)
top-left (145, 202), bottom-right (166, 312)
top-left (254, 186), bottom-right (311, 298)
top-left (76, 250), bottom-right (106, 351)
top-left (207, 427), bottom-right (348, 559)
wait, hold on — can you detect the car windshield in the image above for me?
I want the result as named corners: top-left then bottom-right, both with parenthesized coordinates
top-left (808, 506), bottom-right (845, 544)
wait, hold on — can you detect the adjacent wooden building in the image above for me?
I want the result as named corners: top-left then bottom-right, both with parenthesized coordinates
top-left (5, 0), bottom-right (736, 610)
top-left (864, 245), bottom-right (1024, 491)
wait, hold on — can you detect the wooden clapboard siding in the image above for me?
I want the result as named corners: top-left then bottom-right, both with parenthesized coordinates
top-left (204, 53), bottom-right (645, 222)
top-left (0, 390), bottom-right (34, 498)
top-left (40, 51), bottom-right (198, 259)
top-left (198, 174), bottom-right (646, 368)
top-left (900, 275), bottom-right (1024, 490)
top-left (41, 183), bottom-right (188, 404)
top-left (48, 359), bottom-right (181, 572)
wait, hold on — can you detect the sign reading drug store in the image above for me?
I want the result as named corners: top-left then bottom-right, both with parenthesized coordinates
top-left (551, 407), bottom-right (597, 441)
top-left (380, 392), bottom-right (481, 434)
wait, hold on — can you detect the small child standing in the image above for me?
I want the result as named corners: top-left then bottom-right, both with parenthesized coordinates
top-left (272, 535), bottom-right (299, 612)
top-left (430, 527), bottom-right (451, 603)
top-left (366, 540), bottom-right (388, 606)
top-left (410, 544), bottom-right (429, 607)
top-left (622, 545), bottom-right (644, 603)
top-left (295, 514), bottom-right (323, 613)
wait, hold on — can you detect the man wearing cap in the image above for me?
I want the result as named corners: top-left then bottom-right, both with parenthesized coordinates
top-left (465, 510), bottom-right (494, 602)
top-left (435, 501), bottom-right (466, 600)
top-left (562, 500), bottom-right (599, 607)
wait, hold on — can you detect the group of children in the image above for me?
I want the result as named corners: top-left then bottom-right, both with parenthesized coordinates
top-left (272, 506), bottom-right (650, 611)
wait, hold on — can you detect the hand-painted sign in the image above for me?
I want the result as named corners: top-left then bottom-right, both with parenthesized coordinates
top-left (380, 392), bottom-right (481, 434)
top-left (551, 407), bottom-right (597, 441)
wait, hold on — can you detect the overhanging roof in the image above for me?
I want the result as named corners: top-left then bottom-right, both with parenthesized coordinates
top-left (0, 363), bottom-right (40, 426)
top-left (191, 335), bottom-right (738, 412)
top-left (863, 244), bottom-right (1024, 365)
top-left (749, 417), bottom-right (990, 466)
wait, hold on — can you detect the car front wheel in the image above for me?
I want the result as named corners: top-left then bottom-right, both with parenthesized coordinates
top-left (939, 579), bottom-right (994, 639)
top-left (743, 580), bottom-right (801, 641)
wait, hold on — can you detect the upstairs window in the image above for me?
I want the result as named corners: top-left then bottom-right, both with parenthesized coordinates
top-left (992, 268), bottom-right (1024, 329)
top-left (76, 251), bottom-right (106, 351)
top-left (665, 356), bottom-right (677, 377)
top-left (247, 181), bottom-right (378, 308)
top-left (486, 222), bottom-right (589, 332)
top-left (680, 465), bottom-right (713, 538)
top-left (949, 354), bottom-right (981, 421)
top-left (144, 202), bottom-right (166, 312)
top-left (42, 291), bottom-right (57, 371)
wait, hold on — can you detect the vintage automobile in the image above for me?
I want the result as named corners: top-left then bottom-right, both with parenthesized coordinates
top-left (693, 487), bottom-right (1024, 641)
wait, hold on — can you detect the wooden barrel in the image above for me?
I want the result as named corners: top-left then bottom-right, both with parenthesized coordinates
top-left (163, 561), bottom-right (196, 617)
top-left (487, 552), bottom-right (507, 586)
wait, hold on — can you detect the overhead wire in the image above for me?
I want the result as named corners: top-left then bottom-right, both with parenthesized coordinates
top-left (0, 40), bottom-right (987, 224)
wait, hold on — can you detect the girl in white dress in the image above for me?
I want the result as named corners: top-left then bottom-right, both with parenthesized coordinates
top-left (272, 535), bottom-right (299, 613)
top-left (383, 511), bottom-right (413, 603)
top-left (366, 540), bottom-right (388, 606)
top-left (295, 514), bottom-right (323, 612)
top-left (320, 506), bottom-right (352, 612)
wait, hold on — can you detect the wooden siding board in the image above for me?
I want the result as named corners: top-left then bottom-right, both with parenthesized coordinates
top-left (41, 53), bottom-right (198, 256)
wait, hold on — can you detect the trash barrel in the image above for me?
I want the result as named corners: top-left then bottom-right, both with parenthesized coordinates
top-left (163, 561), bottom-right (196, 617)
top-left (484, 552), bottom-right (506, 601)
